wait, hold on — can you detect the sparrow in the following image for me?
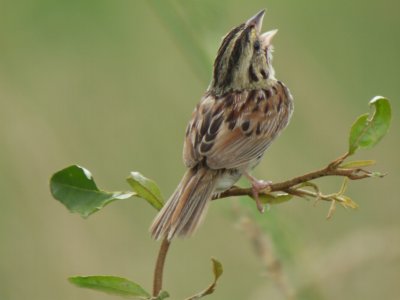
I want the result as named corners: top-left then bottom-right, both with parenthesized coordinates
top-left (151, 9), bottom-right (293, 240)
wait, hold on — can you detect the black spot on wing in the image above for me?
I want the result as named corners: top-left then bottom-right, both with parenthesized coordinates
top-left (264, 101), bottom-right (270, 113)
top-left (252, 92), bottom-right (262, 112)
top-left (241, 120), bottom-right (250, 132)
top-left (225, 109), bottom-right (234, 122)
top-left (200, 112), bottom-right (211, 137)
top-left (247, 90), bottom-right (257, 103)
top-left (209, 115), bottom-right (224, 135)
top-left (265, 88), bottom-right (271, 99)
top-left (225, 108), bottom-right (238, 130)
top-left (204, 132), bottom-right (217, 142)
top-left (200, 142), bottom-right (213, 153)
top-left (277, 95), bottom-right (283, 112)
top-left (256, 122), bottom-right (262, 135)
top-left (278, 80), bottom-right (291, 100)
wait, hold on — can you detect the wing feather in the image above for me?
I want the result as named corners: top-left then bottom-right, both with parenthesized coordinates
top-left (183, 83), bottom-right (293, 170)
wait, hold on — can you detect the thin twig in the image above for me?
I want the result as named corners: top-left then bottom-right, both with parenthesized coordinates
top-left (153, 237), bottom-right (171, 297)
top-left (213, 155), bottom-right (373, 201)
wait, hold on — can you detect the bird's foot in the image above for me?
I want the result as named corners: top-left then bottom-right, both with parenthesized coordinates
top-left (244, 172), bottom-right (272, 213)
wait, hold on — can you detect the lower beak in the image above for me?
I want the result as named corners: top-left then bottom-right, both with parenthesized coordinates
top-left (260, 29), bottom-right (278, 47)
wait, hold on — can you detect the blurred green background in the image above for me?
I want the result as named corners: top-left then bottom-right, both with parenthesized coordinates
top-left (0, 0), bottom-right (399, 299)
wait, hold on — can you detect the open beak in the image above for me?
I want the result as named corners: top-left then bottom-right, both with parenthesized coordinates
top-left (260, 29), bottom-right (278, 47)
top-left (245, 9), bottom-right (265, 33)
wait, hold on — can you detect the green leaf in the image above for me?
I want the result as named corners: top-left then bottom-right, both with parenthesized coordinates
top-left (69, 276), bottom-right (150, 299)
top-left (127, 172), bottom-right (164, 211)
top-left (211, 258), bottom-right (223, 280)
top-left (348, 96), bottom-right (391, 154)
top-left (154, 291), bottom-right (170, 300)
top-left (340, 160), bottom-right (376, 168)
top-left (368, 171), bottom-right (386, 178)
top-left (50, 165), bottom-right (134, 218)
top-left (259, 193), bottom-right (293, 205)
top-left (338, 195), bottom-right (359, 209)
top-left (185, 258), bottom-right (223, 300)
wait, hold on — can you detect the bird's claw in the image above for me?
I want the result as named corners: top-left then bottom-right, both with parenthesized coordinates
top-left (251, 179), bottom-right (272, 213)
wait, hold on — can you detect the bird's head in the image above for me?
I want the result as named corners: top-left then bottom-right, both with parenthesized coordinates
top-left (211, 10), bottom-right (278, 95)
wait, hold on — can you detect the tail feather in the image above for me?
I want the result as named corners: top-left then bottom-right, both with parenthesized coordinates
top-left (150, 167), bottom-right (218, 240)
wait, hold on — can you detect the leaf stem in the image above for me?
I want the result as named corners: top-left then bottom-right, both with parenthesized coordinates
top-left (153, 237), bottom-right (171, 297)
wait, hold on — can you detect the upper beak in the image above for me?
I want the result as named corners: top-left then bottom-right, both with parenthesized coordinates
top-left (245, 9), bottom-right (265, 33)
top-left (260, 29), bottom-right (278, 47)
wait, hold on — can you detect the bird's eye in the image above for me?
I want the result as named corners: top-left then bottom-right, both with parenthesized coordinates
top-left (254, 40), bottom-right (260, 51)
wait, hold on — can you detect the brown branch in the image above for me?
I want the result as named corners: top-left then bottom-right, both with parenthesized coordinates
top-left (153, 237), bottom-right (171, 297)
top-left (213, 153), bottom-right (374, 201)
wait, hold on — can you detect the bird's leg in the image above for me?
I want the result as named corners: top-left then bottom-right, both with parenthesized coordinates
top-left (244, 172), bottom-right (272, 213)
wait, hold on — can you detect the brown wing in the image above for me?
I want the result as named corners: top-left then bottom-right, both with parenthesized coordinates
top-left (183, 82), bottom-right (293, 170)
